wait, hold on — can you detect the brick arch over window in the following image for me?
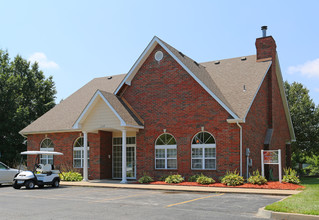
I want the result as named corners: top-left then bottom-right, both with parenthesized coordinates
top-left (155, 133), bottom-right (177, 169)
top-left (73, 137), bottom-right (90, 168)
top-left (40, 138), bottom-right (54, 165)
top-left (191, 131), bottom-right (216, 170)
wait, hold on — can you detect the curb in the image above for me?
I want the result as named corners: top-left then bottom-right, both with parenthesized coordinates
top-left (257, 207), bottom-right (319, 220)
top-left (60, 181), bottom-right (300, 196)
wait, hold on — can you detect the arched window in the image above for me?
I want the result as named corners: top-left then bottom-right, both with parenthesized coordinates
top-left (40, 138), bottom-right (54, 165)
top-left (73, 137), bottom-right (89, 168)
top-left (155, 133), bottom-right (177, 169)
top-left (191, 131), bottom-right (216, 170)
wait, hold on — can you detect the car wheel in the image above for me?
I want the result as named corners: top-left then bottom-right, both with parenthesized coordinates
top-left (25, 180), bottom-right (35, 189)
top-left (13, 181), bottom-right (21, 189)
top-left (52, 179), bottom-right (60, 188)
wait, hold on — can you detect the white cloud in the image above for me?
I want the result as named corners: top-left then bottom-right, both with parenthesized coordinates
top-left (315, 88), bottom-right (319, 92)
top-left (288, 58), bottom-right (319, 78)
top-left (28, 52), bottom-right (59, 69)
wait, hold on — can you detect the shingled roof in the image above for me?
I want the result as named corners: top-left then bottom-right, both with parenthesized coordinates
top-left (20, 74), bottom-right (126, 134)
top-left (21, 37), bottom-right (273, 135)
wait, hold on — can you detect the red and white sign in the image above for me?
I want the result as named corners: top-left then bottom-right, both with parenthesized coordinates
top-left (261, 150), bottom-right (282, 183)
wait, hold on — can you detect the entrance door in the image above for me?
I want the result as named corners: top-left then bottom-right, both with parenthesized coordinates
top-left (112, 137), bottom-right (136, 179)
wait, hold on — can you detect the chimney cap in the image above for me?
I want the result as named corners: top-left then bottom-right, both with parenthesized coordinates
top-left (261, 26), bottom-right (268, 30)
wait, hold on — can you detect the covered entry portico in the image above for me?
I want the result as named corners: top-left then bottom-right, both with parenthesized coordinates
top-left (72, 90), bottom-right (144, 183)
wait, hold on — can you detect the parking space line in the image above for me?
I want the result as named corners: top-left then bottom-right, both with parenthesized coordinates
top-left (89, 191), bottom-right (161, 203)
top-left (166, 193), bottom-right (224, 208)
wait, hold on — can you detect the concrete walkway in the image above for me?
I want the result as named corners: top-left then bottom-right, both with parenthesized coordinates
top-left (61, 180), bottom-right (300, 196)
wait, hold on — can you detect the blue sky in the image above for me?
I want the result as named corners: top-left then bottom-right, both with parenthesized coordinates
top-left (1, 1), bottom-right (319, 104)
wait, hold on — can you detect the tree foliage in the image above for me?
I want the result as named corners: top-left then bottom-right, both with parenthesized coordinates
top-left (284, 81), bottom-right (319, 165)
top-left (0, 49), bottom-right (56, 166)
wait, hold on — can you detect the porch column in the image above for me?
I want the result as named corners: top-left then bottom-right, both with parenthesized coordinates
top-left (120, 129), bottom-right (127, 183)
top-left (83, 131), bottom-right (88, 181)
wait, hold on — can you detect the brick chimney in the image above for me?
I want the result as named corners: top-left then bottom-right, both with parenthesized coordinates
top-left (255, 26), bottom-right (277, 61)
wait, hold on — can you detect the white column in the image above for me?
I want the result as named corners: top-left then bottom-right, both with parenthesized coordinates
top-left (83, 131), bottom-right (88, 182)
top-left (120, 129), bottom-right (127, 184)
top-left (278, 150), bottom-right (282, 183)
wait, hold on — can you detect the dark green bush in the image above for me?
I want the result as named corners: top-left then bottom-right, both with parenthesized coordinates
top-left (247, 170), bottom-right (267, 185)
top-left (188, 174), bottom-right (201, 182)
top-left (282, 168), bottom-right (300, 184)
top-left (60, 171), bottom-right (83, 181)
top-left (221, 170), bottom-right (244, 186)
top-left (138, 174), bottom-right (154, 184)
top-left (196, 174), bottom-right (215, 185)
top-left (165, 174), bottom-right (184, 184)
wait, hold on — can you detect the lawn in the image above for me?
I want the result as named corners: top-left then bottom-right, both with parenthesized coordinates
top-left (265, 177), bottom-right (319, 215)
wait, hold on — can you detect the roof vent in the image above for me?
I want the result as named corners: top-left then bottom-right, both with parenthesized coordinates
top-left (261, 26), bottom-right (267, 37)
top-left (194, 61), bottom-right (199, 66)
top-left (243, 85), bottom-right (246, 92)
top-left (155, 51), bottom-right (164, 61)
top-left (214, 61), bottom-right (220, 64)
top-left (179, 51), bottom-right (185, 57)
top-left (241, 57), bottom-right (247, 61)
top-left (107, 76), bottom-right (112, 80)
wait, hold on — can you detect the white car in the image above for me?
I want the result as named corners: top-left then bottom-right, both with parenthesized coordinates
top-left (0, 162), bottom-right (19, 186)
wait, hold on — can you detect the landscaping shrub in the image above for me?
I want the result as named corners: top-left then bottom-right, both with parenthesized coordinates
top-left (282, 168), bottom-right (300, 184)
top-left (196, 174), bottom-right (215, 185)
top-left (221, 170), bottom-right (244, 186)
top-left (59, 171), bottom-right (83, 181)
top-left (188, 174), bottom-right (201, 182)
top-left (247, 170), bottom-right (267, 185)
top-left (138, 174), bottom-right (154, 184)
top-left (165, 174), bottom-right (184, 184)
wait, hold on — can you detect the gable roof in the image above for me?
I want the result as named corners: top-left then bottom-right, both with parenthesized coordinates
top-left (73, 90), bottom-right (143, 130)
top-left (114, 36), bottom-right (239, 119)
top-left (201, 55), bottom-right (271, 119)
top-left (20, 74), bottom-right (126, 134)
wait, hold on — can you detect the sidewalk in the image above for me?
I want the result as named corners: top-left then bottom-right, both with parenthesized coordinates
top-left (61, 180), bottom-right (300, 196)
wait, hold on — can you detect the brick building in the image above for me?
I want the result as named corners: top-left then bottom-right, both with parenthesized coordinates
top-left (20, 28), bottom-right (295, 182)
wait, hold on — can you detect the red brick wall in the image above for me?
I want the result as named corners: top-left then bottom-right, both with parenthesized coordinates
top-left (122, 44), bottom-right (240, 180)
top-left (27, 131), bottom-right (113, 179)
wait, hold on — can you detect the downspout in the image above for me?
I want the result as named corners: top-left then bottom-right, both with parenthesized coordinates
top-left (236, 122), bottom-right (243, 176)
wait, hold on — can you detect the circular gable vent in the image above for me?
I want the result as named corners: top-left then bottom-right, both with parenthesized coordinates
top-left (154, 51), bottom-right (163, 61)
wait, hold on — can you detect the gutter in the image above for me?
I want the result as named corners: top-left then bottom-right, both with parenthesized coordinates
top-left (227, 118), bottom-right (244, 176)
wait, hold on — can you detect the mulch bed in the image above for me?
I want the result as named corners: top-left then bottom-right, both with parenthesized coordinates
top-left (147, 181), bottom-right (304, 190)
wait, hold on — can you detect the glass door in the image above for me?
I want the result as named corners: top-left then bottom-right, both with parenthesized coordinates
top-left (112, 137), bottom-right (136, 179)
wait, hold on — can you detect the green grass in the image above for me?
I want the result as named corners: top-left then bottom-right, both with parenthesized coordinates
top-left (265, 177), bottom-right (319, 215)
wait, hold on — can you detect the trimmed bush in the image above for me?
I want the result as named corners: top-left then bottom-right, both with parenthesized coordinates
top-left (247, 170), bottom-right (267, 185)
top-left (165, 174), bottom-right (184, 184)
top-left (221, 170), bottom-right (244, 186)
top-left (196, 174), bottom-right (215, 185)
top-left (188, 174), bottom-right (201, 182)
top-left (282, 168), bottom-right (300, 184)
top-left (138, 174), bottom-right (154, 184)
top-left (60, 171), bottom-right (83, 181)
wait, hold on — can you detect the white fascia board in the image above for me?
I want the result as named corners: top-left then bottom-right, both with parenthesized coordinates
top-left (243, 61), bottom-right (272, 121)
top-left (73, 90), bottom-right (127, 129)
top-left (114, 37), bottom-right (158, 94)
top-left (115, 36), bottom-right (239, 119)
top-left (275, 54), bottom-right (296, 141)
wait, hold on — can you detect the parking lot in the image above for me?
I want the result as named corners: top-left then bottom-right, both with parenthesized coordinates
top-left (0, 185), bottom-right (284, 219)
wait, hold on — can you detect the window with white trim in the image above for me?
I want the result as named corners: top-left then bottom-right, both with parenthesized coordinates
top-left (40, 138), bottom-right (54, 165)
top-left (155, 133), bottom-right (177, 169)
top-left (191, 131), bottom-right (216, 170)
top-left (73, 137), bottom-right (90, 168)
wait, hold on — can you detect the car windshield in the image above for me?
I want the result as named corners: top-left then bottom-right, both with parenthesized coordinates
top-left (0, 162), bottom-right (8, 169)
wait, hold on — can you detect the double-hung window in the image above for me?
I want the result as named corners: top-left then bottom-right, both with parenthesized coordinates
top-left (73, 137), bottom-right (89, 168)
top-left (191, 132), bottom-right (216, 170)
top-left (155, 133), bottom-right (177, 169)
top-left (40, 138), bottom-right (54, 165)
